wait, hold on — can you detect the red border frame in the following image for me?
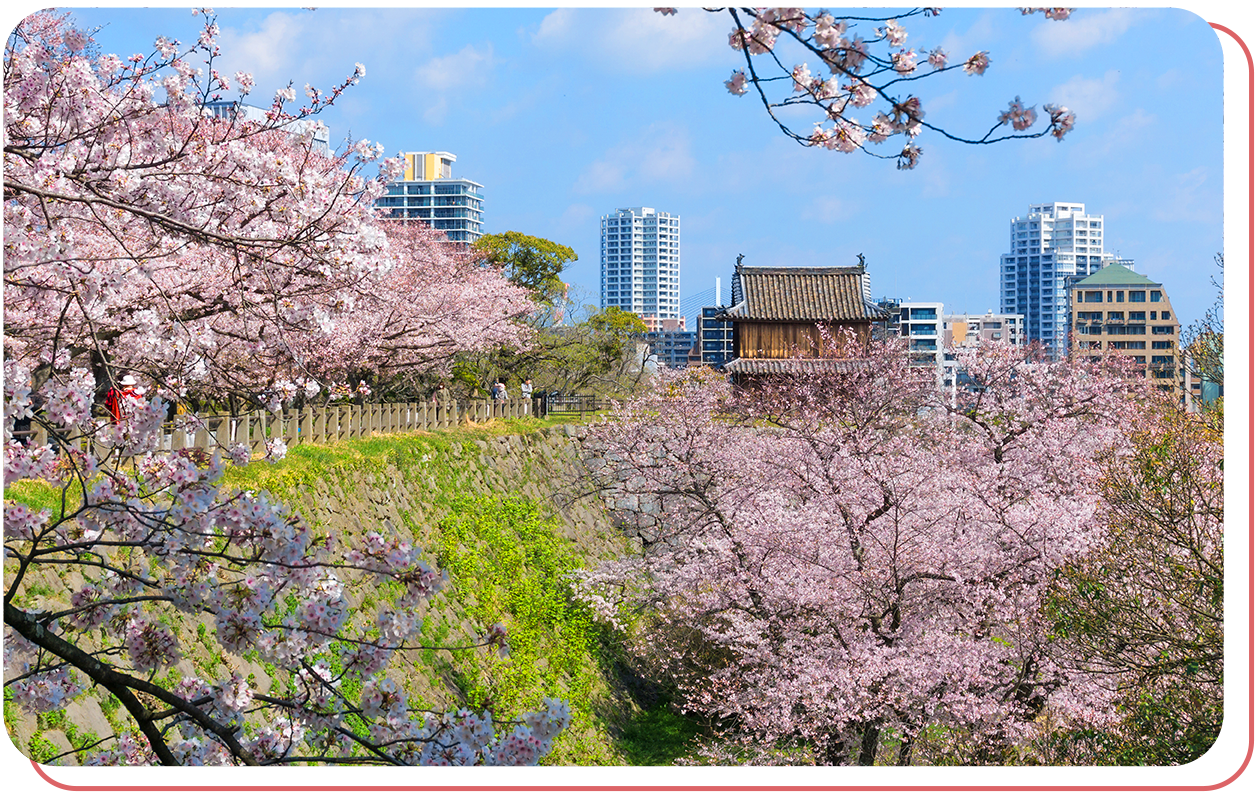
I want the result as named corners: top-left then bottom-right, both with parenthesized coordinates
top-left (4, 6), bottom-right (1252, 790)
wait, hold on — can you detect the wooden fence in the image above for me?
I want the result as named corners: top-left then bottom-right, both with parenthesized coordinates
top-left (19, 398), bottom-right (534, 454)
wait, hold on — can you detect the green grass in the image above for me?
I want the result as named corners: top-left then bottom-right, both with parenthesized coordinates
top-left (615, 704), bottom-right (703, 765)
top-left (433, 494), bottom-right (623, 765)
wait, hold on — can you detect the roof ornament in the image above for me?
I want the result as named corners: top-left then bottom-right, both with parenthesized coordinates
top-left (857, 253), bottom-right (866, 269)
top-left (736, 253), bottom-right (745, 269)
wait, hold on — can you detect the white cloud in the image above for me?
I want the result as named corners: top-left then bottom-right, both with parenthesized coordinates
top-left (1047, 70), bottom-right (1122, 122)
top-left (215, 9), bottom-right (443, 102)
top-left (575, 123), bottom-right (695, 194)
top-left (414, 44), bottom-right (499, 124)
top-left (937, 11), bottom-right (1000, 65)
top-left (215, 12), bottom-right (310, 94)
top-left (532, 7), bottom-right (728, 72)
top-left (557, 203), bottom-right (596, 231)
top-left (1032, 9), bottom-right (1138, 58)
top-left (801, 196), bottom-right (851, 224)
top-left (1153, 168), bottom-right (1216, 223)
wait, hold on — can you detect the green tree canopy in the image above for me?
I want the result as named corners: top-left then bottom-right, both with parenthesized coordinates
top-left (473, 231), bottom-right (576, 308)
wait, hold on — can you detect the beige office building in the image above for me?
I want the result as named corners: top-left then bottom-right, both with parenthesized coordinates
top-left (1070, 262), bottom-right (1181, 394)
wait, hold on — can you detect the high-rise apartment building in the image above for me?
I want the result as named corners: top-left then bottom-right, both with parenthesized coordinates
top-left (1000, 202), bottom-right (1109, 359)
top-left (600, 207), bottom-right (681, 327)
top-left (376, 151), bottom-right (484, 244)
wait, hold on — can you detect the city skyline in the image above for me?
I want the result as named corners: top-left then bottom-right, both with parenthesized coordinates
top-left (33, 5), bottom-right (1230, 329)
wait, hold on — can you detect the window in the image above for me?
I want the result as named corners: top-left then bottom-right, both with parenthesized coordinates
top-left (1128, 311), bottom-right (1146, 321)
top-left (1152, 325), bottom-right (1175, 335)
top-left (1152, 340), bottom-right (1174, 349)
top-left (1162, 311), bottom-right (1172, 320)
top-left (1129, 290), bottom-right (1146, 302)
top-left (1084, 291), bottom-right (1103, 303)
top-left (1116, 291), bottom-right (1124, 302)
top-left (1151, 291), bottom-right (1162, 302)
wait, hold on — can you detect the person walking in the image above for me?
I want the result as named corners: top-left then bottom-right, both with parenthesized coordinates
top-left (433, 382), bottom-right (452, 426)
top-left (521, 378), bottom-right (534, 418)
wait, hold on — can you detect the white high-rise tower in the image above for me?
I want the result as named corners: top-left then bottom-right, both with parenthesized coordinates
top-left (999, 202), bottom-right (1108, 359)
top-left (600, 207), bottom-right (681, 329)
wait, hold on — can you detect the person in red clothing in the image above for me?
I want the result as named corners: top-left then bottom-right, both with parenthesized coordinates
top-left (105, 374), bottom-right (142, 421)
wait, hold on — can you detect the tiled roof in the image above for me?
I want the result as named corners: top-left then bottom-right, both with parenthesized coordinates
top-left (722, 357), bottom-right (864, 375)
top-left (725, 266), bottom-right (885, 321)
top-left (1075, 263), bottom-right (1159, 286)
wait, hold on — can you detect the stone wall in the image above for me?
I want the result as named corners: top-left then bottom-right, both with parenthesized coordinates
top-left (6, 425), bottom-right (633, 764)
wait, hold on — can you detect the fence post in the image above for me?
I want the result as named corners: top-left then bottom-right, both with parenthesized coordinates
top-left (193, 422), bottom-right (210, 450)
top-left (209, 415), bottom-right (225, 451)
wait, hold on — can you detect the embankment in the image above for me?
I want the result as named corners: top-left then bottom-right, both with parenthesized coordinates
top-left (6, 420), bottom-right (659, 765)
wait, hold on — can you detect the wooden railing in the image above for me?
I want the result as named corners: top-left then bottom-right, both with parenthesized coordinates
top-left (17, 398), bottom-right (534, 454)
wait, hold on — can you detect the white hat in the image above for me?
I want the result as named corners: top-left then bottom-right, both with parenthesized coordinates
top-left (119, 374), bottom-right (137, 386)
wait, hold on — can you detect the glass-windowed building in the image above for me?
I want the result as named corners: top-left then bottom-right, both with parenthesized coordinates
top-left (1000, 202), bottom-right (1109, 360)
top-left (376, 151), bottom-right (484, 244)
top-left (600, 207), bottom-right (681, 326)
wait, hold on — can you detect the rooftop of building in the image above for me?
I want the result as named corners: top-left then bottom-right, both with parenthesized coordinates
top-left (1074, 262), bottom-right (1159, 287)
top-left (726, 265), bottom-right (885, 322)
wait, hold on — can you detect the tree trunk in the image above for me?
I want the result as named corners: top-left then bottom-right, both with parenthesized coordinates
top-left (858, 721), bottom-right (881, 766)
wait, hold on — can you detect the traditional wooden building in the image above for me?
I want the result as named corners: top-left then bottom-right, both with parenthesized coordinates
top-left (720, 262), bottom-right (888, 381)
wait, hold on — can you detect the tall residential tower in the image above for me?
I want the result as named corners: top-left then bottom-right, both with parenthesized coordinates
top-left (600, 207), bottom-right (681, 329)
top-left (999, 202), bottom-right (1108, 359)
top-left (376, 151), bottom-right (484, 244)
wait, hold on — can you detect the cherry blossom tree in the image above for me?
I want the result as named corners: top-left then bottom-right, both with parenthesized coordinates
top-left (3, 10), bottom-right (531, 407)
top-left (577, 338), bottom-right (1141, 764)
top-left (656, 7), bottom-right (1076, 169)
top-left (4, 11), bottom-right (564, 766)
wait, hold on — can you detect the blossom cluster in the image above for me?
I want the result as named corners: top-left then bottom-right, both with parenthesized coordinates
top-left (670, 7), bottom-right (1078, 167)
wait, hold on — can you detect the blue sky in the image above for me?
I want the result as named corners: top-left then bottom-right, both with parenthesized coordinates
top-left (13, 5), bottom-right (1230, 326)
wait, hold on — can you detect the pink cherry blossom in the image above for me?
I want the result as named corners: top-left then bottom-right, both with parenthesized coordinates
top-left (964, 51), bottom-right (991, 75)
top-left (999, 96), bottom-right (1039, 130)
top-left (880, 19), bottom-right (908, 46)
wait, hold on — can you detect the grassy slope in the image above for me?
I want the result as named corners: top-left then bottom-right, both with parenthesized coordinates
top-left (5, 417), bottom-right (700, 765)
